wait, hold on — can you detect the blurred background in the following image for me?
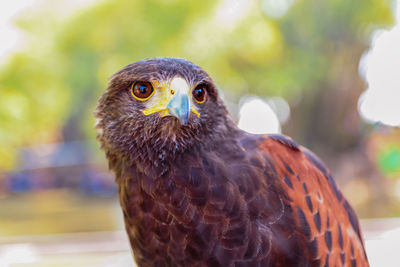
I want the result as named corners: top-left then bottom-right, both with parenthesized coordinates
top-left (0, 0), bottom-right (399, 266)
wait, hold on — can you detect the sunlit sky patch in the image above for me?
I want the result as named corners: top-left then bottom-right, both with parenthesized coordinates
top-left (215, 0), bottom-right (252, 28)
top-left (0, 0), bottom-right (98, 64)
top-left (261, 0), bottom-right (296, 19)
top-left (358, 1), bottom-right (400, 127)
top-left (0, 0), bottom-right (36, 63)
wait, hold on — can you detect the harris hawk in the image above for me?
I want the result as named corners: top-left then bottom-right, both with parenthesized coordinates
top-left (95, 57), bottom-right (368, 267)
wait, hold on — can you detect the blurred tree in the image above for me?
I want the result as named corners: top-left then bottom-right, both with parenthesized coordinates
top-left (0, 0), bottom-right (394, 171)
top-left (278, 0), bottom-right (394, 155)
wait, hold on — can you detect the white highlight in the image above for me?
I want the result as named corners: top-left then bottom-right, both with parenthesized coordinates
top-left (215, 0), bottom-right (252, 28)
top-left (0, 0), bottom-right (98, 64)
top-left (238, 96), bottom-right (281, 134)
top-left (0, 244), bottom-right (39, 266)
top-left (0, 0), bottom-right (36, 63)
top-left (261, 0), bottom-right (296, 18)
top-left (365, 224), bottom-right (400, 267)
top-left (268, 97), bottom-right (291, 124)
top-left (170, 77), bottom-right (190, 95)
top-left (358, 0), bottom-right (400, 127)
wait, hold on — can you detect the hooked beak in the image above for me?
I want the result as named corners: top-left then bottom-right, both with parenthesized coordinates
top-left (167, 87), bottom-right (190, 125)
top-left (142, 77), bottom-right (200, 124)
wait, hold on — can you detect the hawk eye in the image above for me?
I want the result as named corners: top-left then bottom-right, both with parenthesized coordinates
top-left (131, 82), bottom-right (154, 101)
top-left (193, 85), bottom-right (207, 103)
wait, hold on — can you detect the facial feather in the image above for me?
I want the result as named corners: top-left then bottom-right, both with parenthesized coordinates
top-left (95, 57), bottom-right (233, 176)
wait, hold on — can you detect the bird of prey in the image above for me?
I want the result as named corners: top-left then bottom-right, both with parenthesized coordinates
top-left (95, 57), bottom-right (368, 267)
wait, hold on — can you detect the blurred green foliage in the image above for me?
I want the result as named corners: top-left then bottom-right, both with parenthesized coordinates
top-left (378, 145), bottom-right (400, 176)
top-left (0, 0), bottom-right (394, 170)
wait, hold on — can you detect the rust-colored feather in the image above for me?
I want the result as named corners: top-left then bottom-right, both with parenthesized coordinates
top-left (113, 133), bottom-right (368, 266)
top-left (259, 135), bottom-right (368, 267)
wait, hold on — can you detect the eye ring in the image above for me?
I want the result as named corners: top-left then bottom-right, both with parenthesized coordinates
top-left (192, 84), bottom-right (207, 103)
top-left (131, 82), bottom-right (154, 101)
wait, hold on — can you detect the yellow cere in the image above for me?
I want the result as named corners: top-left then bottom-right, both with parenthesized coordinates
top-left (142, 77), bottom-right (201, 118)
top-left (191, 108), bottom-right (200, 117)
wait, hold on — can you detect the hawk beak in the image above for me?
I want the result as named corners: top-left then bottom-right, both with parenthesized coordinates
top-left (165, 77), bottom-right (192, 125)
top-left (167, 89), bottom-right (190, 125)
top-left (142, 77), bottom-right (199, 124)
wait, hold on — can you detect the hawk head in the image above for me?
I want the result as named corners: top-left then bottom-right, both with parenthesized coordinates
top-left (95, 57), bottom-right (234, 174)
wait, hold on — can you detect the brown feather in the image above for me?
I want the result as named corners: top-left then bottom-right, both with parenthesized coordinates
top-left (95, 57), bottom-right (369, 267)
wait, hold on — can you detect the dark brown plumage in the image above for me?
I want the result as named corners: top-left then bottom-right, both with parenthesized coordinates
top-left (95, 57), bottom-right (369, 266)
